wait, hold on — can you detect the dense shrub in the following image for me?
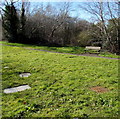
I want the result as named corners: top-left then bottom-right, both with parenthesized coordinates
top-left (77, 31), bottom-right (91, 47)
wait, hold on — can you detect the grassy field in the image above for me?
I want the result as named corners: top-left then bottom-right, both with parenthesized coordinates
top-left (1, 44), bottom-right (119, 117)
top-left (0, 41), bottom-right (120, 58)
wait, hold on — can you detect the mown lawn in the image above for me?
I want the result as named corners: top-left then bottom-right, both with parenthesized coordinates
top-left (2, 45), bottom-right (118, 117)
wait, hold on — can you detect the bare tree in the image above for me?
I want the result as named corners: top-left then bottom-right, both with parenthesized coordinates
top-left (79, 0), bottom-right (119, 53)
top-left (24, 2), bottom-right (76, 46)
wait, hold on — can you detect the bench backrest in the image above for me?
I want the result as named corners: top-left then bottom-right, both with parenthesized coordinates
top-left (85, 46), bottom-right (101, 50)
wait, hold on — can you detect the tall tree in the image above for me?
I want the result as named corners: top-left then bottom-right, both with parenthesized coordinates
top-left (18, 0), bottom-right (26, 43)
top-left (79, 1), bottom-right (119, 53)
top-left (2, 0), bottom-right (19, 42)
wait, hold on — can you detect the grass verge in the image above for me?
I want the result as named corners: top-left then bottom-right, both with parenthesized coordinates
top-left (0, 41), bottom-right (119, 58)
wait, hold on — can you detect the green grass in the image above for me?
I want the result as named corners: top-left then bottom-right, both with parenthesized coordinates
top-left (0, 41), bottom-right (85, 54)
top-left (1, 45), bottom-right (118, 117)
top-left (0, 41), bottom-right (119, 58)
top-left (99, 52), bottom-right (120, 58)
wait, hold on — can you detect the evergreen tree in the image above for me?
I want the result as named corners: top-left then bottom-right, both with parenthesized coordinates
top-left (2, 2), bottom-right (19, 42)
top-left (18, 1), bottom-right (26, 43)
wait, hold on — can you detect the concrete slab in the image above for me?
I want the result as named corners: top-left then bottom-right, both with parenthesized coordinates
top-left (4, 85), bottom-right (31, 94)
top-left (19, 73), bottom-right (31, 77)
top-left (4, 66), bottom-right (9, 69)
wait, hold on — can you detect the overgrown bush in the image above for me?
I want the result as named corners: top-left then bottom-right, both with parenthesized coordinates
top-left (77, 31), bottom-right (91, 47)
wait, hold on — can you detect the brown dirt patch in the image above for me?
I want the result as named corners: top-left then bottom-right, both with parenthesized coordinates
top-left (90, 86), bottom-right (109, 93)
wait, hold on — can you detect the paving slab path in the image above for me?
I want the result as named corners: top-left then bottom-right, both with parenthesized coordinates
top-left (1, 44), bottom-right (120, 60)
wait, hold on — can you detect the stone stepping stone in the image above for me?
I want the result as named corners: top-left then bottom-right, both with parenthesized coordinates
top-left (4, 66), bottom-right (9, 69)
top-left (4, 85), bottom-right (31, 94)
top-left (19, 73), bottom-right (31, 77)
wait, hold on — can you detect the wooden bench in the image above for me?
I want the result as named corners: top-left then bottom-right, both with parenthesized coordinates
top-left (85, 46), bottom-right (101, 54)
